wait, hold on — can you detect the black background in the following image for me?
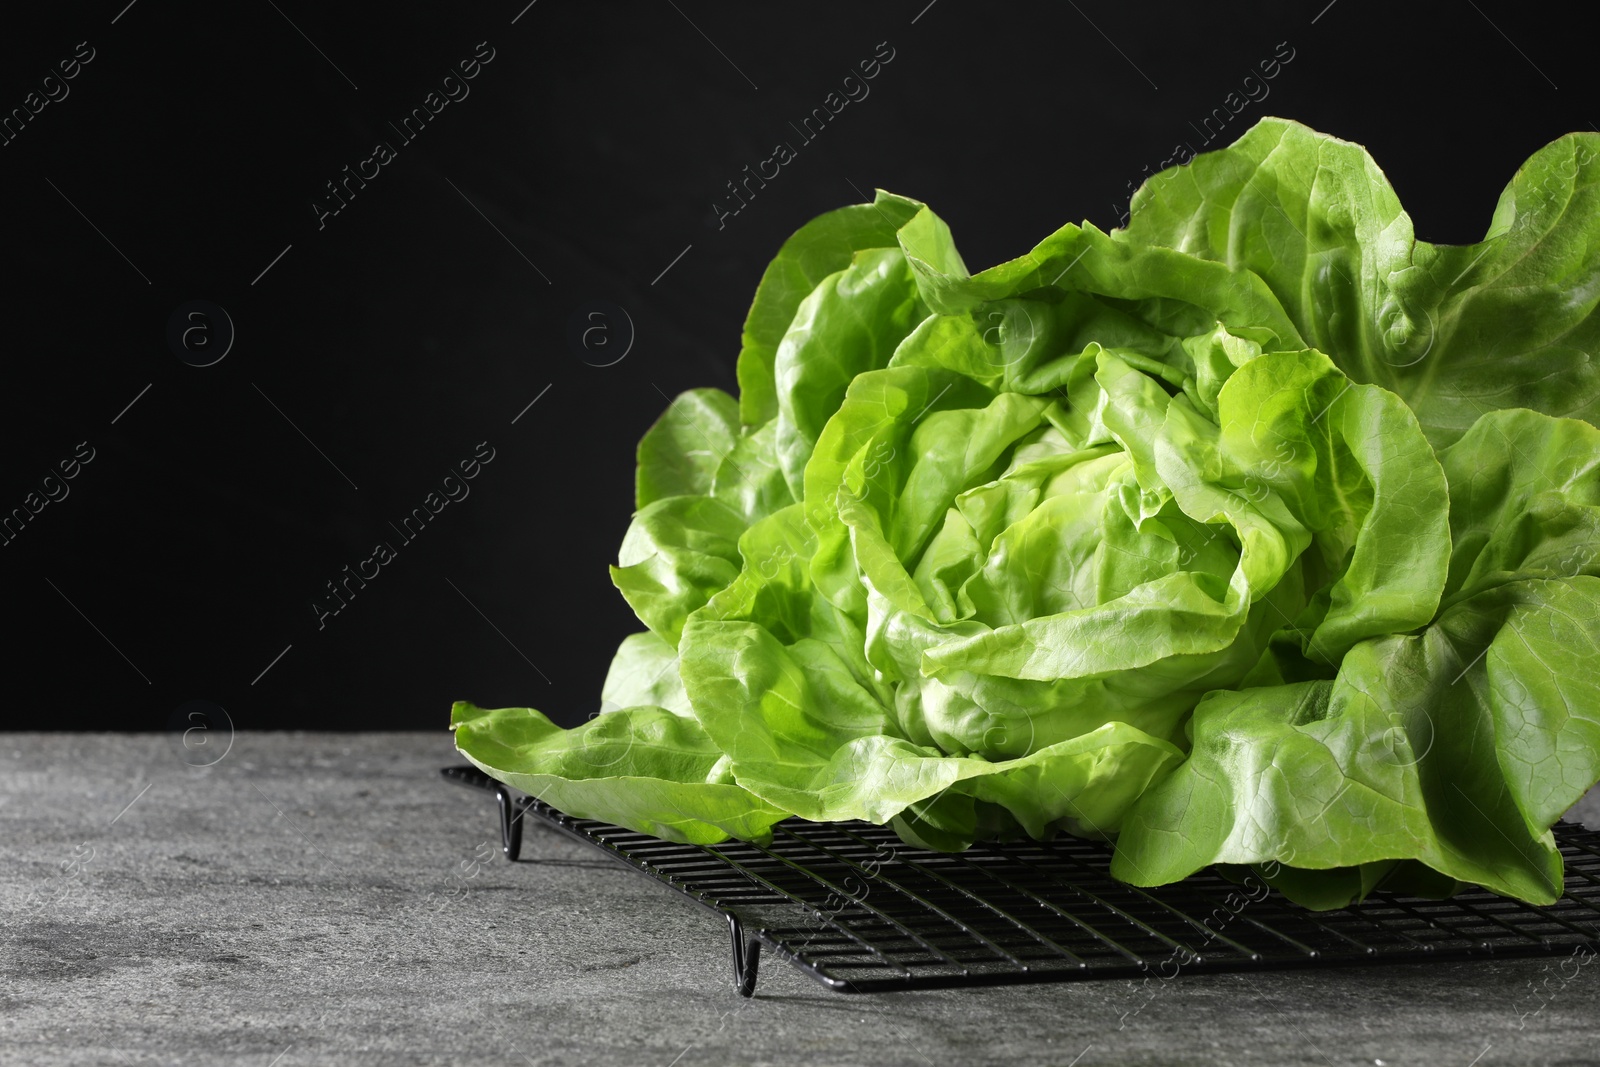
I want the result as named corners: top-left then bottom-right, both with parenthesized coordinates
top-left (2, 0), bottom-right (1593, 732)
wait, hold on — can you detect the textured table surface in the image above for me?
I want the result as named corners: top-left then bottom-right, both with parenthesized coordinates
top-left (6, 732), bottom-right (1600, 1067)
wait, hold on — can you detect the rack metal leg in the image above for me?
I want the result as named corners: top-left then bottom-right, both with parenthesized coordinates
top-left (496, 787), bottom-right (525, 861)
top-left (729, 914), bottom-right (761, 997)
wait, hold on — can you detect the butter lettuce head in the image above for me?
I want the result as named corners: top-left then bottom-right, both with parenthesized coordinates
top-left (454, 118), bottom-right (1600, 908)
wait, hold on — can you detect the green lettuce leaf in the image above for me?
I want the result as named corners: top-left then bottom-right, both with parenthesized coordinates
top-left (1113, 409), bottom-right (1600, 907)
top-left (737, 191), bottom-right (924, 428)
top-left (635, 387), bottom-right (741, 509)
top-left (450, 701), bottom-right (787, 845)
top-left (773, 247), bottom-right (926, 497)
top-left (676, 507), bottom-right (1185, 837)
top-left (600, 631), bottom-right (691, 717)
top-left (610, 494), bottom-right (745, 645)
top-left (1121, 117), bottom-right (1600, 448)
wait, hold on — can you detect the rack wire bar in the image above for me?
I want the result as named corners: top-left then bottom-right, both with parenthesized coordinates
top-left (440, 765), bottom-right (1600, 997)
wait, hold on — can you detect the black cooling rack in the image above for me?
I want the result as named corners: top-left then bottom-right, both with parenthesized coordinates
top-left (441, 765), bottom-right (1600, 996)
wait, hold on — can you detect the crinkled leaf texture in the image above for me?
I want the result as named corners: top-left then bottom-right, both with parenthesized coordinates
top-left (1113, 411), bottom-right (1600, 906)
top-left (1121, 118), bottom-right (1600, 449)
top-left (455, 119), bottom-right (1600, 910)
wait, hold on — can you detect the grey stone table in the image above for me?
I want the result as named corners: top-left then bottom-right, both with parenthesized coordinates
top-left (6, 733), bottom-right (1600, 1067)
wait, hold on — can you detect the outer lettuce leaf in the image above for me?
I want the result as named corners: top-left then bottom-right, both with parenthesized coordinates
top-left (1112, 577), bottom-right (1600, 907)
top-left (1207, 347), bottom-right (1450, 663)
top-left (450, 701), bottom-right (787, 845)
top-left (709, 417), bottom-right (793, 525)
top-left (615, 196), bottom-right (938, 650)
top-left (635, 388), bottom-right (741, 509)
top-left (1121, 117), bottom-right (1600, 448)
top-left (600, 631), bottom-right (690, 717)
top-left (1440, 410), bottom-right (1600, 610)
top-left (1113, 409), bottom-right (1600, 907)
top-left (737, 191), bottom-right (924, 428)
top-left (610, 495), bottom-right (745, 644)
top-left (1437, 411), bottom-right (1600, 830)
top-left (773, 247), bottom-right (926, 497)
